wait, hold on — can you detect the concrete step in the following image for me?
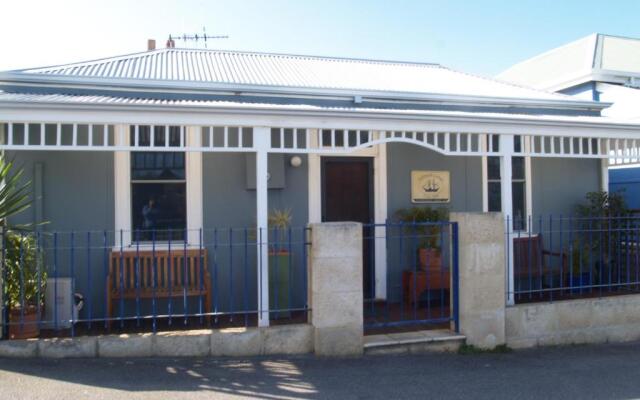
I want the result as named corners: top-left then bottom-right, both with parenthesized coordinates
top-left (364, 329), bottom-right (466, 355)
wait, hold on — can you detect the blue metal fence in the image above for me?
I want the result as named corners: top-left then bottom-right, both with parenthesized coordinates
top-left (507, 215), bottom-right (640, 303)
top-left (1, 227), bottom-right (310, 339)
top-left (363, 221), bottom-right (459, 333)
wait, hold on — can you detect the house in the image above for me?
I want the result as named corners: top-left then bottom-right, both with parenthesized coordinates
top-left (498, 33), bottom-right (640, 208)
top-left (2, 41), bottom-right (640, 351)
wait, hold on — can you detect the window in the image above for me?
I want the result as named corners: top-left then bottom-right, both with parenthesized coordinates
top-left (130, 126), bottom-right (186, 241)
top-left (320, 129), bottom-right (370, 147)
top-left (511, 157), bottom-right (526, 231)
top-left (485, 135), bottom-right (529, 231)
top-left (487, 156), bottom-right (502, 212)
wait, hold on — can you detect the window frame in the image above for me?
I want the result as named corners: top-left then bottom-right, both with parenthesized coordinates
top-left (482, 135), bottom-right (532, 232)
top-left (114, 125), bottom-right (202, 248)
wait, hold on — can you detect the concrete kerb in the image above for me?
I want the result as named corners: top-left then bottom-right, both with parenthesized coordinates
top-left (0, 324), bottom-right (314, 359)
top-left (98, 332), bottom-right (154, 358)
top-left (0, 338), bottom-right (38, 358)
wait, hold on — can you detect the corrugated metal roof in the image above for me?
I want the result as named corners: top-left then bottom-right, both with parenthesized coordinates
top-left (0, 90), bottom-right (634, 125)
top-left (9, 48), bottom-right (571, 102)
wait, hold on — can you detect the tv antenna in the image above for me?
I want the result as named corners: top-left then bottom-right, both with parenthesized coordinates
top-left (167, 27), bottom-right (228, 48)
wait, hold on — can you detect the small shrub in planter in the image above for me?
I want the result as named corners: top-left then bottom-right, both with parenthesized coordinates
top-left (268, 209), bottom-right (292, 319)
top-left (394, 206), bottom-right (449, 270)
top-left (4, 232), bottom-right (47, 339)
top-left (574, 191), bottom-right (630, 285)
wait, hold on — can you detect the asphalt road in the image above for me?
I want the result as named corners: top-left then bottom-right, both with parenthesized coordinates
top-left (2, 342), bottom-right (640, 399)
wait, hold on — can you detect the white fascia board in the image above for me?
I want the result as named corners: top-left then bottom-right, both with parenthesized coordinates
top-left (0, 100), bottom-right (639, 139)
top-left (0, 72), bottom-right (606, 111)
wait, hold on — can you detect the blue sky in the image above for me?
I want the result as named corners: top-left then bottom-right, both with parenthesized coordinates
top-left (1, 0), bottom-right (639, 76)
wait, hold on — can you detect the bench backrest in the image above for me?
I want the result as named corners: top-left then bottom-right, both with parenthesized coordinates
top-left (108, 249), bottom-right (208, 292)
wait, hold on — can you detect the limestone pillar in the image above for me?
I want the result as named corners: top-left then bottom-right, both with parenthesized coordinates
top-left (450, 212), bottom-right (506, 349)
top-left (309, 222), bottom-right (363, 356)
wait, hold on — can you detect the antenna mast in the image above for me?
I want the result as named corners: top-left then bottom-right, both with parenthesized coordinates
top-left (167, 27), bottom-right (228, 48)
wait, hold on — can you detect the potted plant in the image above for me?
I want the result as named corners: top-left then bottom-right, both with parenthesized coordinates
top-left (0, 154), bottom-right (43, 339)
top-left (394, 206), bottom-right (449, 270)
top-left (574, 191), bottom-right (630, 283)
top-left (4, 232), bottom-right (46, 339)
top-left (268, 208), bottom-right (292, 318)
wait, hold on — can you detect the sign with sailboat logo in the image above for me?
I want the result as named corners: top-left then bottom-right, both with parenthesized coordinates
top-left (411, 170), bottom-right (450, 203)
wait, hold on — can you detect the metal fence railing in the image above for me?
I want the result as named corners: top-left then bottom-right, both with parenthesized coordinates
top-left (1, 227), bottom-right (310, 340)
top-left (363, 222), bottom-right (459, 333)
top-left (507, 215), bottom-right (640, 304)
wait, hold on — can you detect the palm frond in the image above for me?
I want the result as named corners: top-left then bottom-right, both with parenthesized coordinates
top-left (0, 155), bottom-right (33, 227)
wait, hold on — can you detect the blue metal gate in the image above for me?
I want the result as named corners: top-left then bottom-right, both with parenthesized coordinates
top-left (363, 221), bottom-right (459, 333)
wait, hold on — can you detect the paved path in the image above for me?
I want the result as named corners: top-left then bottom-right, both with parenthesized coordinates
top-left (2, 342), bottom-right (640, 399)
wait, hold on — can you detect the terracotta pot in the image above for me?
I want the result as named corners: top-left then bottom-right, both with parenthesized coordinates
top-left (9, 305), bottom-right (40, 340)
top-left (418, 248), bottom-right (442, 271)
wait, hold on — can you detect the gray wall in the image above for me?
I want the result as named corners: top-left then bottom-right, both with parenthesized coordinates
top-left (386, 143), bottom-right (483, 218)
top-left (201, 153), bottom-right (309, 314)
top-left (202, 153), bottom-right (308, 228)
top-left (531, 157), bottom-right (601, 218)
top-left (7, 150), bottom-right (114, 230)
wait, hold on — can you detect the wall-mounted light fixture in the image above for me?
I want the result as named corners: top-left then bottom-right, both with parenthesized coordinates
top-left (290, 156), bottom-right (302, 168)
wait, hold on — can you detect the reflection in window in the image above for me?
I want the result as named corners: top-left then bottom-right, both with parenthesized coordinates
top-left (130, 125), bottom-right (186, 241)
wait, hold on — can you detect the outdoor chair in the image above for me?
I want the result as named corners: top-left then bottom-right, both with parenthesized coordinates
top-left (513, 235), bottom-right (568, 289)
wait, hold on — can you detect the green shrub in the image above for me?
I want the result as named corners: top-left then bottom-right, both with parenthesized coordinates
top-left (3, 232), bottom-right (46, 309)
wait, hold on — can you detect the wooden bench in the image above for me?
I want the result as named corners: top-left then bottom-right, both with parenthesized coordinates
top-left (106, 249), bottom-right (211, 326)
top-left (513, 235), bottom-right (567, 284)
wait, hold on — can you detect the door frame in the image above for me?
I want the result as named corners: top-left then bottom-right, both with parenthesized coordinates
top-left (308, 132), bottom-right (388, 299)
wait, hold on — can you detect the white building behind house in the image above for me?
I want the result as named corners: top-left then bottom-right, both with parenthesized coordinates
top-left (498, 33), bottom-right (640, 120)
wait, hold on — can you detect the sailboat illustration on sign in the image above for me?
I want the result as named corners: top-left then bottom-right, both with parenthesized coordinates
top-left (422, 178), bottom-right (440, 193)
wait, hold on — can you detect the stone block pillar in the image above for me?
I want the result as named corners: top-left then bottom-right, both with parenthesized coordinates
top-left (308, 222), bottom-right (363, 356)
top-left (450, 212), bottom-right (506, 349)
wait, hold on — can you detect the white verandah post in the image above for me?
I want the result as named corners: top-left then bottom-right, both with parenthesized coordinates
top-left (254, 127), bottom-right (270, 327)
top-left (500, 134), bottom-right (515, 306)
top-left (600, 158), bottom-right (609, 192)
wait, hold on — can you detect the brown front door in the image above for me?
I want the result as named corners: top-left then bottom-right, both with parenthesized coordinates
top-left (321, 157), bottom-right (374, 299)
